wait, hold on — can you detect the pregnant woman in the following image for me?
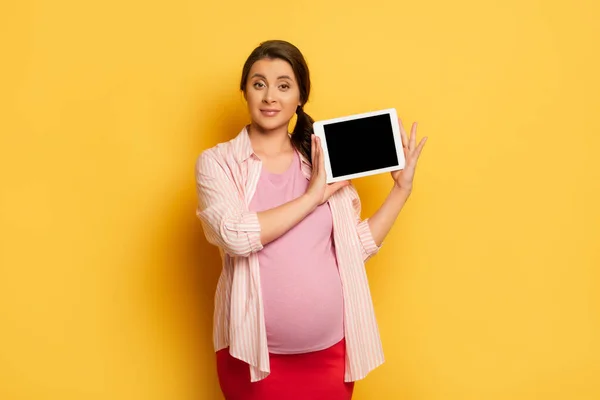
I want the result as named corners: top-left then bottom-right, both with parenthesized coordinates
top-left (195, 39), bottom-right (427, 400)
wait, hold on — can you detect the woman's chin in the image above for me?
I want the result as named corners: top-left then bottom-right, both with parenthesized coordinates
top-left (252, 117), bottom-right (288, 133)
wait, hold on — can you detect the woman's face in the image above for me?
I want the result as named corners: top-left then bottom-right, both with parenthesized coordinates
top-left (245, 58), bottom-right (301, 133)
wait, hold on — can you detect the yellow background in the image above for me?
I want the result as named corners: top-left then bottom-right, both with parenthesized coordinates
top-left (1, 0), bottom-right (599, 399)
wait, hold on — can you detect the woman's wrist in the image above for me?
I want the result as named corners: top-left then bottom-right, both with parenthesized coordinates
top-left (392, 183), bottom-right (412, 196)
top-left (300, 192), bottom-right (320, 212)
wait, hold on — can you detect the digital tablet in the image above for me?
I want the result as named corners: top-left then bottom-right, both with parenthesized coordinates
top-left (313, 108), bottom-right (405, 183)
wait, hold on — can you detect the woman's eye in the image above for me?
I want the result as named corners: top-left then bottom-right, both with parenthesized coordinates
top-left (253, 82), bottom-right (265, 88)
top-left (280, 84), bottom-right (290, 90)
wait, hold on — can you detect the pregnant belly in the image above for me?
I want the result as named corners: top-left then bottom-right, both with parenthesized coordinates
top-left (260, 257), bottom-right (345, 354)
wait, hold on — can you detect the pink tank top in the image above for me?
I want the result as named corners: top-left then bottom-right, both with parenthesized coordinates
top-left (249, 150), bottom-right (345, 354)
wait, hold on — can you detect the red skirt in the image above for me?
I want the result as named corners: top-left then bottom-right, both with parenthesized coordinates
top-left (216, 339), bottom-right (354, 400)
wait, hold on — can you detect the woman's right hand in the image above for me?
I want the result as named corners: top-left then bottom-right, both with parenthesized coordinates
top-left (305, 134), bottom-right (350, 207)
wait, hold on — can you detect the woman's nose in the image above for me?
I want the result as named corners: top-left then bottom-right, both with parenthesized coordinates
top-left (262, 87), bottom-right (275, 103)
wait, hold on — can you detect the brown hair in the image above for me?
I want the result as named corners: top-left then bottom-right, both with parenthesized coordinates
top-left (240, 40), bottom-right (314, 163)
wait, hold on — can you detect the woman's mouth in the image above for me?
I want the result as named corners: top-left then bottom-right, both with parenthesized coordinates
top-left (260, 109), bottom-right (280, 117)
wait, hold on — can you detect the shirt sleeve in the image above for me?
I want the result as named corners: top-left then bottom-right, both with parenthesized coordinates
top-left (348, 184), bottom-right (382, 262)
top-left (195, 150), bottom-right (263, 257)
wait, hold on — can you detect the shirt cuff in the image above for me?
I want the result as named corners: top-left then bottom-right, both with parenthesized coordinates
top-left (357, 218), bottom-right (381, 258)
top-left (241, 211), bottom-right (263, 253)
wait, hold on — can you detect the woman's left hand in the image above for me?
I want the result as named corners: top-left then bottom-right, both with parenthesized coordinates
top-left (391, 119), bottom-right (428, 192)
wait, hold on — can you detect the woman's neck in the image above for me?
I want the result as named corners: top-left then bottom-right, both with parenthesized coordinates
top-left (248, 122), bottom-right (293, 156)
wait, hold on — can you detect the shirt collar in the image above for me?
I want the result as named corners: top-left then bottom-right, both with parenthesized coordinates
top-left (231, 125), bottom-right (255, 163)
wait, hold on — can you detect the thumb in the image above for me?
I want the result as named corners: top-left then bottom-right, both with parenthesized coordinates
top-left (330, 180), bottom-right (350, 192)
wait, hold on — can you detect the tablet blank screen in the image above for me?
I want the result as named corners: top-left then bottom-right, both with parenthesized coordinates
top-left (323, 114), bottom-right (399, 178)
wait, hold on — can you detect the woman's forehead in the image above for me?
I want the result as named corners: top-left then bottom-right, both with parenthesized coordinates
top-left (249, 58), bottom-right (296, 80)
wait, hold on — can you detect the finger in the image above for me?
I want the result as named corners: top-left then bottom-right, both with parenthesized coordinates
top-left (313, 135), bottom-right (321, 175)
top-left (319, 138), bottom-right (325, 169)
top-left (317, 137), bottom-right (324, 171)
top-left (409, 122), bottom-right (417, 151)
top-left (315, 137), bottom-right (322, 176)
top-left (328, 180), bottom-right (350, 194)
top-left (332, 180), bottom-right (350, 189)
top-left (414, 136), bottom-right (428, 159)
top-left (311, 135), bottom-right (316, 167)
top-left (398, 118), bottom-right (409, 150)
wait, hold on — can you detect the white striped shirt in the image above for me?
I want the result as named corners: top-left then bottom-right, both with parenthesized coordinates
top-left (195, 127), bottom-right (385, 382)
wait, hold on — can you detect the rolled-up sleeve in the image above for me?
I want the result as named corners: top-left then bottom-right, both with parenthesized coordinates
top-left (349, 185), bottom-right (382, 261)
top-left (195, 151), bottom-right (263, 257)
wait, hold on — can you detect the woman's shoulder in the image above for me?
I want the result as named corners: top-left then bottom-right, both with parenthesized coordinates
top-left (195, 128), bottom-right (249, 175)
top-left (197, 141), bottom-right (229, 163)
top-left (197, 127), bottom-right (248, 161)
top-left (195, 141), bottom-right (233, 176)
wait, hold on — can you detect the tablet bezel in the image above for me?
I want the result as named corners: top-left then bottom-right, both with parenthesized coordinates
top-left (313, 108), bottom-right (405, 183)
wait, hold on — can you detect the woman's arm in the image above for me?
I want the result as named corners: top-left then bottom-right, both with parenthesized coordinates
top-left (196, 136), bottom-right (347, 256)
top-left (367, 186), bottom-right (412, 247)
top-left (255, 193), bottom-right (318, 245)
top-left (257, 135), bottom-right (349, 245)
top-left (366, 120), bottom-right (428, 247)
top-left (196, 151), bottom-right (264, 257)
